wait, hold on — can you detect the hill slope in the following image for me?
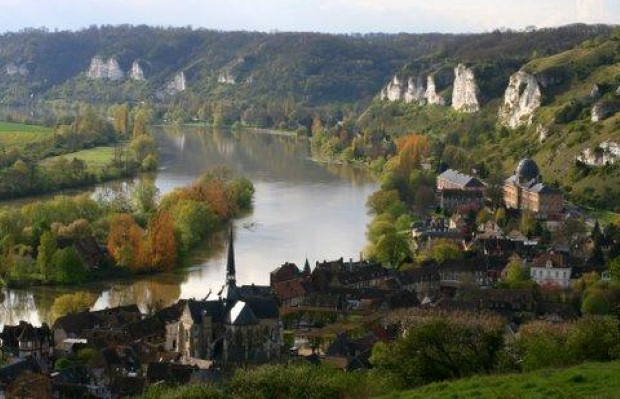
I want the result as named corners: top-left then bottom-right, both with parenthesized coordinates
top-left (356, 30), bottom-right (620, 211)
top-left (383, 361), bottom-right (620, 399)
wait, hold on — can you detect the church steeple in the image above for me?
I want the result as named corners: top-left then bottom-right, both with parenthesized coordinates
top-left (226, 227), bottom-right (236, 284)
top-left (303, 257), bottom-right (311, 276)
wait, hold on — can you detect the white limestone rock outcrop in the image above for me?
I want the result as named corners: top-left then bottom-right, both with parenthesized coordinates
top-left (87, 56), bottom-right (124, 81)
top-left (404, 76), bottom-right (426, 103)
top-left (499, 71), bottom-right (542, 129)
top-left (380, 74), bottom-right (444, 105)
top-left (577, 141), bottom-right (620, 166)
top-left (591, 101), bottom-right (620, 122)
top-left (5, 62), bottom-right (28, 76)
top-left (129, 61), bottom-right (145, 81)
top-left (451, 64), bottom-right (480, 113)
top-left (380, 75), bottom-right (405, 101)
top-left (164, 72), bottom-right (187, 95)
top-left (425, 75), bottom-right (445, 106)
top-left (218, 71), bottom-right (236, 85)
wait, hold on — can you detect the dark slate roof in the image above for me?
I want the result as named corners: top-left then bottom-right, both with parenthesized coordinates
top-left (238, 284), bottom-right (273, 298)
top-left (438, 169), bottom-right (485, 189)
top-left (227, 301), bottom-right (259, 326)
top-left (53, 311), bottom-right (102, 336)
top-left (187, 299), bottom-right (225, 324)
top-left (125, 316), bottom-right (165, 340)
top-left (337, 264), bottom-right (392, 285)
top-left (397, 265), bottom-right (440, 285)
top-left (245, 297), bottom-right (279, 319)
top-left (155, 301), bottom-right (186, 323)
top-left (528, 183), bottom-right (560, 194)
top-left (515, 158), bottom-right (540, 182)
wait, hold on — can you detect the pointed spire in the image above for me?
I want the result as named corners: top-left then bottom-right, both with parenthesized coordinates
top-left (303, 257), bottom-right (311, 276)
top-left (226, 227), bottom-right (236, 284)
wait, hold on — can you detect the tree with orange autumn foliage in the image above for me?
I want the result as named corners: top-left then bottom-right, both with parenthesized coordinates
top-left (107, 213), bottom-right (145, 271)
top-left (395, 134), bottom-right (431, 174)
top-left (144, 211), bottom-right (177, 272)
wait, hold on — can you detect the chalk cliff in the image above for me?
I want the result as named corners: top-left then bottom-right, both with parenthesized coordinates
top-left (498, 71), bottom-right (542, 129)
top-left (451, 64), bottom-right (480, 113)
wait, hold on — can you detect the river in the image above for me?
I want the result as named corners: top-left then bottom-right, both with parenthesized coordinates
top-left (0, 126), bottom-right (377, 327)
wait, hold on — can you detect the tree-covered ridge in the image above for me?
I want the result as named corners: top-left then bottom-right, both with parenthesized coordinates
top-left (0, 24), bottom-right (611, 109)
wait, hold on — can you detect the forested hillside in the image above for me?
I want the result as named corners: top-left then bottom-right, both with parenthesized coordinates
top-left (0, 24), bottom-right (611, 126)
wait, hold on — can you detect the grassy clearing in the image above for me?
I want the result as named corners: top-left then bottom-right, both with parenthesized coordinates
top-left (40, 146), bottom-right (118, 168)
top-left (381, 361), bottom-right (620, 399)
top-left (0, 121), bottom-right (53, 148)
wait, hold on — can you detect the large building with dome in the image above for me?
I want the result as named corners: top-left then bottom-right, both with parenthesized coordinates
top-left (503, 158), bottom-right (563, 218)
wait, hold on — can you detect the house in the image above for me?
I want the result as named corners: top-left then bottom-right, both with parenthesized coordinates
top-left (396, 265), bottom-right (440, 300)
top-left (436, 258), bottom-right (498, 290)
top-left (125, 315), bottom-right (166, 347)
top-left (155, 301), bottom-right (186, 352)
top-left (530, 252), bottom-right (572, 288)
top-left (436, 169), bottom-right (485, 212)
top-left (310, 258), bottom-right (392, 292)
top-left (504, 158), bottom-right (563, 218)
top-left (274, 278), bottom-right (310, 307)
top-left (324, 333), bottom-right (377, 371)
top-left (270, 262), bottom-right (304, 286)
top-left (412, 219), bottom-right (464, 250)
top-left (52, 305), bottom-right (142, 347)
top-left (0, 322), bottom-right (53, 361)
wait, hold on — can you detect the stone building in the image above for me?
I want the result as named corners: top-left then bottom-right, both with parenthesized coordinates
top-left (436, 169), bottom-right (485, 211)
top-left (503, 158), bottom-right (563, 218)
top-left (175, 230), bottom-right (282, 366)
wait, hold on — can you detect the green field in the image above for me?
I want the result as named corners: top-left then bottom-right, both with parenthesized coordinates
top-left (40, 146), bottom-right (118, 168)
top-left (0, 121), bottom-right (53, 148)
top-left (382, 361), bottom-right (620, 399)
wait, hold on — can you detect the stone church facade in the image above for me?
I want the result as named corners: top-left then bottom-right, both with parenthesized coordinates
top-left (172, 230), bottom-right (282, 366)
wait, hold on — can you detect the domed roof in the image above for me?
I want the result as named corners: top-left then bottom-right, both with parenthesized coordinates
top-left (515, 158), bottom-right (540, 182)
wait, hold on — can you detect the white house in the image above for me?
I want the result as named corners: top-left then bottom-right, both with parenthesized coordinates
top-left (530, 252), bottom-right (572, 288)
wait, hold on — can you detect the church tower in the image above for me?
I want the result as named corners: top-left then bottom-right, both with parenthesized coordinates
top-left (226, 228), bottom-right (236, 284)
top-left (222, 227), bottom-right (240, 305)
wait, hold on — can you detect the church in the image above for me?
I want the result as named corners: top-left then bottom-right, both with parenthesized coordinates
top-left (175, 230), bottom-right (282, 366)
top-left (503, 158), bottom-right (563, 218)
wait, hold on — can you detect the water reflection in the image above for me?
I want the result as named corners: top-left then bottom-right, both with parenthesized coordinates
top-left (0, 126), bottom-right (377, 327)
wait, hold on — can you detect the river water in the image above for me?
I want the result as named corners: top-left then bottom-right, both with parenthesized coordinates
top-left (0, 126), bottom-right (377, 327)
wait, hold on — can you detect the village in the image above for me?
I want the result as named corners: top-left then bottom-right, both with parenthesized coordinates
top-left (0, 157), bottom-right (618, 398)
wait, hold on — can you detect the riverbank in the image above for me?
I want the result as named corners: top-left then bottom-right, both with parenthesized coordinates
top-left (0, 168), bottom-right (254, 290)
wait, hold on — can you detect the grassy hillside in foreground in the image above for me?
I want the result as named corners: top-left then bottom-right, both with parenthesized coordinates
top-left (381, 361), bottom-right (620, 399)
